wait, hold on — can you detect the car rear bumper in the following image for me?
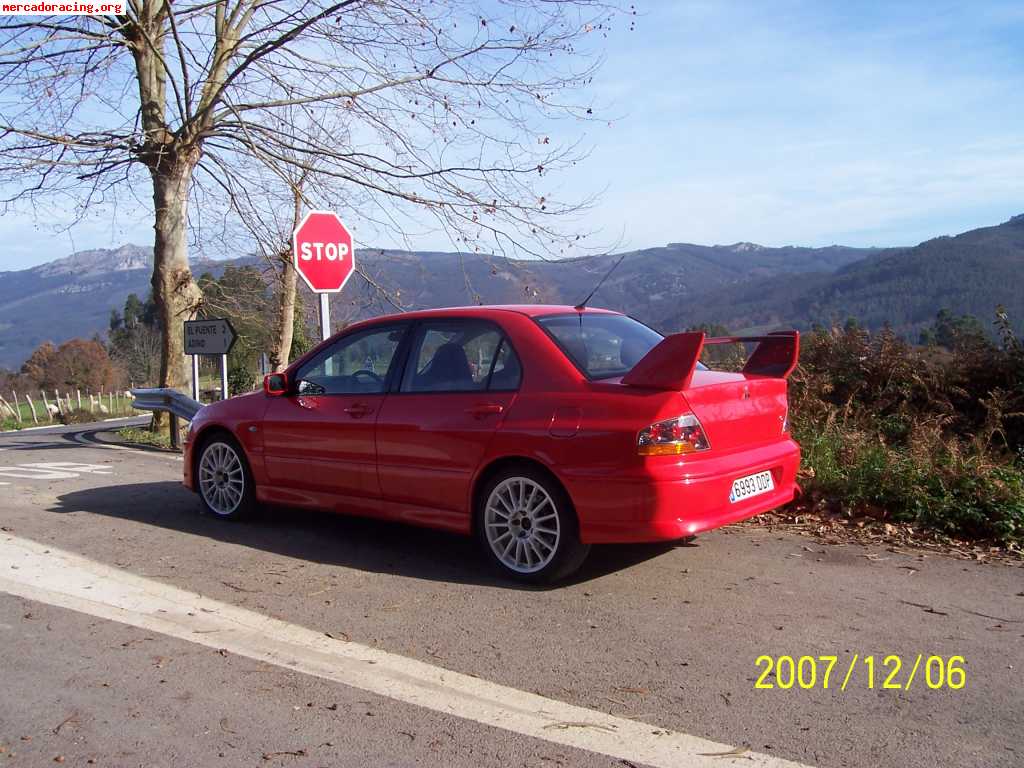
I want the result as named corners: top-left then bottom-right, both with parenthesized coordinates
top-left (571, 438), bottom-right (800, 544)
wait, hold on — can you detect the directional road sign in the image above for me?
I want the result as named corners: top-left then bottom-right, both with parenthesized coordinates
top-left (184, 318), bottom-right (237, 356)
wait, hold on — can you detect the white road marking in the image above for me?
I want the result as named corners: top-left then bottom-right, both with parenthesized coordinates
top-left (70, 431), bottom-right (135, 451)
top-left (0, 462), bottom-right (113, 480)
top-left (24, 462), bottom-right (113, 475)
top-left (0, 417), bottom-right (145, 435)
top-left (0, 534), bottom-right (810, 768)
top-left (0, 466), bottom-right (80, 480)
top-left (70, 429), bottom-right (183, 460)
top-left (0, 424), bottom-right (63, 434)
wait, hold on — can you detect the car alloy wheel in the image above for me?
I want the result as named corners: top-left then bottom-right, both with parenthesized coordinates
top-left (484, 476), bottom-right (562, 574)
top-left (198, 440), bottom-right (247, 517)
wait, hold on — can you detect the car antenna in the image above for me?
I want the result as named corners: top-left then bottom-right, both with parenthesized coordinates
top-left (574, 250), bottom-right (628, 311)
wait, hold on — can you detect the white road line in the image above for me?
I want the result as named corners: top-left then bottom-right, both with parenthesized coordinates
top-left (69, 431), bottom-right (134, 451)
top-left (0, 424), bottom-right (60, 434)
top-left (0, 534), bottom-right (810, 768)
top-left (0, 416), bottom-right (145, 435)
top-left (69, 430), bottom-right (183, 460)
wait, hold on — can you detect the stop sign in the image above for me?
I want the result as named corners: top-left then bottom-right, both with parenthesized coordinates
top-left (292, 210), bottom-right (355, 293)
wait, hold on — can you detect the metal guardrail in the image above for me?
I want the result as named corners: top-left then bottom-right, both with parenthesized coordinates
top-left (130, 388), bottom-right (204, 422)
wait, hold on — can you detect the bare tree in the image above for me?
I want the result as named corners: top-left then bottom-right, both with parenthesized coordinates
top-left (1, 1), bottom-right (620, 393)
top-left (212, 141), bottom-right (407, 371)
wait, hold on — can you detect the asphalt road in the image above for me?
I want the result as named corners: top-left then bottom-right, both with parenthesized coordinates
top-left (0, 420), bottom-right (1021, 767)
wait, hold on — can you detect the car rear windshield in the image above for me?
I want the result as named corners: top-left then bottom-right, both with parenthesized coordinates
top-left (536, 313), bottom-right (666, 379)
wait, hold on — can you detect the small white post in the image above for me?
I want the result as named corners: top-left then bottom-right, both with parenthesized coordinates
top-left (109, 391), bottom-right (114, 415)
top-left (25, 394), bottom-right (38, 424)
top-left (220, 354), bottom-right (229, 400)
top-left (11, 392), bottom-right (22, 423)
top-left (76, 389), bottom-right (82, 410)
top-left (192, 354), bottom-right (201, 402)
top-left (54, 391), bottom-right (63, 416)
top-left (41, 391), bottom-right (52, 422)
top-left (88, 394), bottom-right (96, 413)
top-left (319, 292), bottom-right (331, 341)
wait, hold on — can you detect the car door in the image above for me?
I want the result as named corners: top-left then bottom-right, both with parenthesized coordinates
top-left (375, 319), bottom-right (522, 529)
top-left (261, 323), bottom-right (409, 513)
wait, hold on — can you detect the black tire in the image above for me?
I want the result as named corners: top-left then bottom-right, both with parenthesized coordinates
top-left (195, 432), bottom-right (257, 520)
top-left (475, 464), bottom-right (590, 584)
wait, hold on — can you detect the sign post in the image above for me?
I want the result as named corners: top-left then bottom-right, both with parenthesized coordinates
top-left (191, 355), bottom-right (200, 401)
top-left (292, 210), bottom-right (355, 341)
top-left (184, 318), bottom-right (237, 401)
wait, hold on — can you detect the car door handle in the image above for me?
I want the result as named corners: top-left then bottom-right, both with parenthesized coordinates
top-left (466, 403), bottom-right (504, 418)
top-left (344, 404), bottom-right (373, 418)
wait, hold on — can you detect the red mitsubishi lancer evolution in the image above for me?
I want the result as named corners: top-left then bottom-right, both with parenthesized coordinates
top-left (183, 305), bottom-right (800, 583)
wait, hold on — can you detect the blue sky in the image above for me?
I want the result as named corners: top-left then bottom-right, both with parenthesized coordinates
top-left (3, 0), bottom-right (1024, 269)
top-left (558, 0), bottom-right (1024, 253)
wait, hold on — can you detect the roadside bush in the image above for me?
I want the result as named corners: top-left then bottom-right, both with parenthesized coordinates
top-left (228, 364), bottom-right (257, 396)
top-left (795, 419), bottom-right (1024, 545)
top-left (59, 408), bottom-right (99, 425)
top-left (790, 311), bottom-right (1024, 547)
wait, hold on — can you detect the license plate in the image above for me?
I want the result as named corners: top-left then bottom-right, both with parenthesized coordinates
top-left (730, 470), bottom-right (774, 503)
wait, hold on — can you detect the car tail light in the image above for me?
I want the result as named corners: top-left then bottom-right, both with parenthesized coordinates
top-left (637, 414), bottom-right (710, 456)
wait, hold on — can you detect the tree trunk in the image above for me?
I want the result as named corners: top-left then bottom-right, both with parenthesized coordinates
top-left (268, 184), bottom-right (305, 372)
top-left (269, 257), bottom-right (298, 371)
top-left (150, 165), bottom-right (203, 392)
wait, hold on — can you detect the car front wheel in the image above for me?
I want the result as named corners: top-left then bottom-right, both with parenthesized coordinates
top-left (196, 434), bottom-right (256, 520)
top-left (476, 467), bottom-right (590, 584)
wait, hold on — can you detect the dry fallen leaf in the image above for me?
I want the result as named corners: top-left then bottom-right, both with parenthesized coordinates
top-left (261, 749), bottom-right (307, 760)
top-left (697, 746), bottom-right (750, 758)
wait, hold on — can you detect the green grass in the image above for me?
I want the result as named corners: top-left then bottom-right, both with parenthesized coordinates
top-left (0, 392), bottom-right (135, 430)
top-left (794, 418), bottom-right (1024, 547)
top-left (116, 426), bottom-right (174, 449)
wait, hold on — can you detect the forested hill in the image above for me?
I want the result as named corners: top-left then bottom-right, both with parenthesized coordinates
top-left (0, 240), bottom-right (876, 368)
top-left (662, 214), bottom-right (1024, 338)
top-left (1, 213), bottom-right (1022, 369)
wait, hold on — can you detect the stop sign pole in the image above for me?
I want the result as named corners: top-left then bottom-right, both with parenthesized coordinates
top-left (318, 291), bottom-right (331, 343)
top-left (292, 210), bottom-right (356, 341)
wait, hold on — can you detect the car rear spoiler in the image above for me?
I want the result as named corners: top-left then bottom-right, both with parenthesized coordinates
top-left (621, 330), bottom-right (799, 391)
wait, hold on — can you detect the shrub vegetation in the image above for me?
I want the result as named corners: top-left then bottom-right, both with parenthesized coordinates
top-left (789, 308), bottom-right (1023, 547)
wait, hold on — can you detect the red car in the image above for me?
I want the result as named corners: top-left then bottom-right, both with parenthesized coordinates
top-left (184, 305), bottom-right (800, 582)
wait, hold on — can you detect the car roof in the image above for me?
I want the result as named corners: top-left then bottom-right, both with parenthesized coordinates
top-left (288, 304), bottom-right (627, 375)
top-left (362, 304), bottom-right (622, 324)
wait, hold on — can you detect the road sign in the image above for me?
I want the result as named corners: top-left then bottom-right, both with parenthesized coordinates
top-left (184, 318), bottom-right (236, 356)
top-left (292, 210), bottom-right (355, 293)
top-left (184, 318), bottom-right (236, 402)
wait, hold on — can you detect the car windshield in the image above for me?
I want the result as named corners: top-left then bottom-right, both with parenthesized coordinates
top-left (537, 313), bottom-right (667, 379)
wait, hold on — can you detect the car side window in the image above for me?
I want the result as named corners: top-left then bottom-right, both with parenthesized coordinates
top-left (402, 321), bottom-right (520, 393)
top-left (294, 325), bottom-right (405, 395)
top-left (487, 339), bottom-right (522, 391)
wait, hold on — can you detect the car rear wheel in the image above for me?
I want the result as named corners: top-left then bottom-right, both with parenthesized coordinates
top-left (476, 467), bottom-right (590, 584)
top-left (197, 435), bottom-right (255, 520)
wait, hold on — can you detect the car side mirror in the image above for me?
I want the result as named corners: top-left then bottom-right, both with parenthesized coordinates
top-left (264, 372), bottom-right (288, 396)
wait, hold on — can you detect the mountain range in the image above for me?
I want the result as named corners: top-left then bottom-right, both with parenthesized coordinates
top-left (1, 214), bottom-right (1021, 369)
